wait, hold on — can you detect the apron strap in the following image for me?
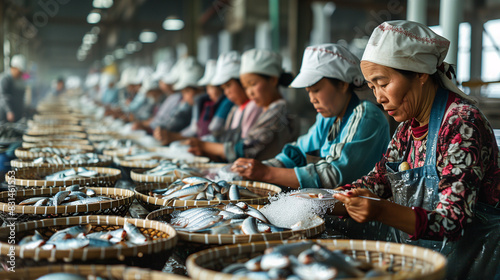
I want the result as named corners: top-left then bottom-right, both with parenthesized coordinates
top-left (424, 88), bottom-right (449, 166)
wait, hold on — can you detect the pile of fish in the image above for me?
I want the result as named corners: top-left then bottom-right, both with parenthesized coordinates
top-left (44, 167), bottom-right (100, 180)
top-left (18, 185), bottom-right (112, 206)
top-left (171, 202), bottom-right (297, 234)
top-left (144, 161), bottom-right (201, 177)
top-left (32, 153), bottom-right (105, 165)
top-left (29, 147), bottom-right (86, 156)
top-left (149, 176), bottom-right (261, 201)
top-left (18, 222), bottom-right (149, 250)
top-left (94, 139), bottom-right (144, 153)
top-left (222, 241), bottom-right (391, 279)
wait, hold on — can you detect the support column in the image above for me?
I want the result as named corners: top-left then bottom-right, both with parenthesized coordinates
top-left (407, 0), bottom-right (427, 24)
top-left (0, 0), bottom-right (4, 73)
top-left (439, 0), bottom-right (464, 65)
top-left (269, 0), bottom-right (280, 52)
top-left (469, 12), bottom-right (483, 97)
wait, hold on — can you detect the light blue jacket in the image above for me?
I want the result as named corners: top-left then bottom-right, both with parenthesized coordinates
top-left (270, 94), bottom-right (390, 188)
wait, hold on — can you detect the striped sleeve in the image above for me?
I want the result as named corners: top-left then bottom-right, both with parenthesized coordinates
top-left (295, 102), bottom-right (390, 189)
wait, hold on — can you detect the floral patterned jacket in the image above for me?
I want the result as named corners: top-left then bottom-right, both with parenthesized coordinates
top-left (343, 92), bottom-right (500, 241)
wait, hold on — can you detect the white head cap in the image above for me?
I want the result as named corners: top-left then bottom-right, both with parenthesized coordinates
top-left (153, 59), bottom-right (174, 81)
top-left (210, 51), bottom-right (241, 86)
top-left (117, 67), bottom-right (138, 88)
top-left (240, 49), bottom-right (282, 77)
top-left (290, 44), bottom-right (364, 88)
top-left (362, 20), bottom-right (470, 100)
top-left (132, 66), bottom-right (154, 85)
top-left (173, 57), bottom-right (204, 91)
top-left (162, 57), bottom-right (187, 85)
top-left (11, 54), bottom-right (27, 72)
top-left (197, 59), bottom-right (217, 86)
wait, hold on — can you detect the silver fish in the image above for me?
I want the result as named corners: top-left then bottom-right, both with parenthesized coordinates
top-left (35, 273), bottom-right (87, 280)
top-left (241, 217), bottom-right (260, 234)
top-left (180, 215), bottom-right (223, 232)
top-left (63, 196), bottom-right (112, 205)
top-left (19, 197), bottom-right (48, 205)
top-left (228, 184), bottom-right (241, 200)
top-left (123, 222), bottom-right (148, 245)
top-left (48, 224), bottom-right (92, 242)
top-left (48, 238), bottom-right (90, 250)
top-left (311, 244), bottom-right (364, 277)
top-left (162, 182), bottom-right (208, 199)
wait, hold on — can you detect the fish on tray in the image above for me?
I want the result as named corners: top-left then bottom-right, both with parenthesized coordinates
top-left (32, 153), bottom-right (104, 165)
top-left (44, 167), bottom-right (100, 180)
top-left (143, 161), bottom-right (201, 177)
top-left (18, 185), bottom-right (112, 206)
top-left (170, 202), bottom-right (293, 235)
top-left (148, 177), bottom-right (261, 201)
top-left (222, 241), bottom-right (392, 279)
top-left (19, 222), bottom-right (150, 250)
top-left (29, 147), bottom-right (85, 156)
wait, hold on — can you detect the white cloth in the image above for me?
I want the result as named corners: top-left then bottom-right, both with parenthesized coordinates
top-left (240, 49), bottom-right (282, 77)
top-left (361, 20), bottom-right (471, 101)
top-left (290, 44), bottom-right (364, 88)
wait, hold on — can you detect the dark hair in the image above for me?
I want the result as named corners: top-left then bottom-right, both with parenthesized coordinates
top-left (257, 72), bottom-right (295, 87)
top-left (326, 77), bottom-right (359, 93)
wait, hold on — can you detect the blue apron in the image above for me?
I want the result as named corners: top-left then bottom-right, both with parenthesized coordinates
top-left (385, 89), bottom-right (500, 279)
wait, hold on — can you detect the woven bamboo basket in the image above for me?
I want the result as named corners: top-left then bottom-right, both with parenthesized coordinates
top-left (0, 187), bottom-right (134, 223)
top-left (134, 180), bottom-right (282, 210)
top-left (27, 124), bottom-right (85, 132)
top-left (23, 131), bottom-right (87, 142)
top-left (0, 215), bottom-right (178, 269)
top-left (146, 205), bottom-right (325, 245)
top-left (186, 239), bottom-right (447, 280)
top-left (27, 119), bottom-right (80, 126)
top-left (15, 146), bottom-right (95, 160)
top-left (5, 166), bottom-right (121, 189)
top-left (10, 155), bottom-right (112, 169)
top-left (130, 163), bottom-right (226, 183)
top-left (0, 264), bottom-right (190, 280)
top-left (21, 139), bottom-right (91, 148)
top-left (33, 114), bottom-right (82, 122)
top-left (119, 155), bottom-right (210, 169)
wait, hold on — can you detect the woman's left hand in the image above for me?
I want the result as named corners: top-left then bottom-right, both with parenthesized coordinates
top-left (231, 158), bottom-right (269, 181)
top-left (333, 188), bottom-right (382, 223)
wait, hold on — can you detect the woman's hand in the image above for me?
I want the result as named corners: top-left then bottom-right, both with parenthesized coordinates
top-left (187, 138), bottom-right (203, 156)
top-left (153, 127), bottom-right (168, 145)
top-left (333, 188), bottom-right (382, 223)
top-left (231, 158), bottom-right (269, 181)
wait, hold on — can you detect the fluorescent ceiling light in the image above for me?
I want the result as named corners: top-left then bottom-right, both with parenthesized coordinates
top-left (162, 18), bottom-right (184, 31)
top-left (83, 33), bottom-right (97, 45)
top-left (139, 31), bottom-right (157, 43)
top-left (87, 11), bottom-right (101, 24)
top-left (93, 0), bottom-right (113, 9)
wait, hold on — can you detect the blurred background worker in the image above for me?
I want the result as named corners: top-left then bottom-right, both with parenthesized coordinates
top-left (0, 55), bottom-right (27, 122)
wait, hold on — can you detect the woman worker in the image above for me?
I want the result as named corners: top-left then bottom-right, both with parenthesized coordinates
top-left (232, 44), bottom-right (390, 189)
top-left (331, 21), bottom-right (499, 279)
top-left (189, 49), bottom-right (298, 162)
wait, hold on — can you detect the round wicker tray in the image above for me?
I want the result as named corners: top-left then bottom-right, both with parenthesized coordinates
top-left (15, 145), bottom-right (96, 160)
top-left (0, 215), bottom-right (178, 269)
top-left (10, 155), bottom-right (112, 169)
top-left (118, 155), bottom-right (210, 169)
top-left (23, 131), bottom-right (87, 142)
top-left (0, 187), bottom-right (134, 223)
top-left (0, 264), bottom-right (189, 280)
top-left (6, 166), bottom-right (121, 188)
top-left (146, 205), bottom-right (325, 245)
top-left (102, 147), bottom-right (148, 157)
top-left (28, 119), bottom-right (80, 126)
top-left (134, 180), bottom-right (282, 210)
top-left (22, 139), bottom-right (91, 148)
top-left (186, 239), bottom-right (447, 280)
top-left (33, 114), bottom-right (87, 121)
top-left (27, 125), bottom-right (85, 132)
